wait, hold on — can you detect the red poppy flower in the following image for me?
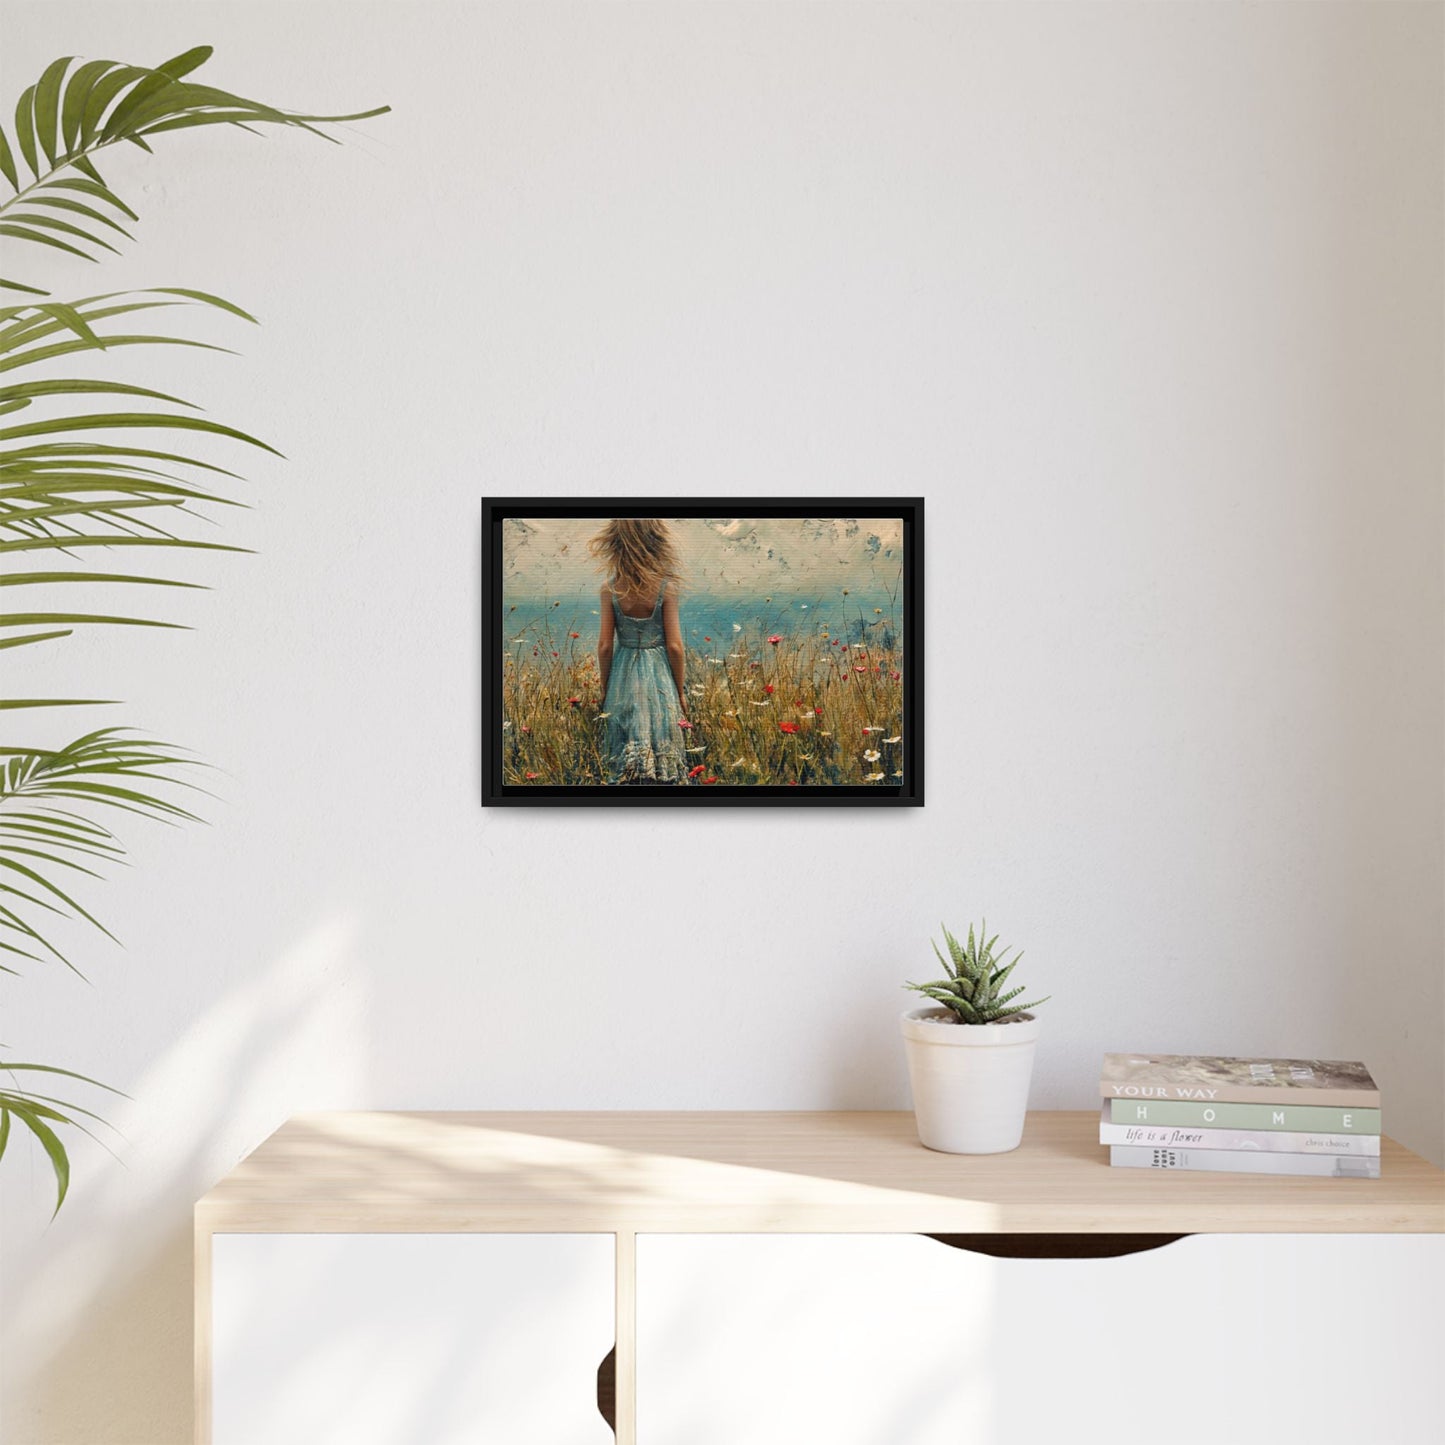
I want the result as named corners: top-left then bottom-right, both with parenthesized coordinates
top-left (787, 780), bottom-right (799, 786)
top-left (814, 706), bottom-right (823, 715)
top-left (768, 635), bottom-right (782, 645)
top-left (688, 764), bottom-right (707, 778)
top-left (678, 719), bottom-right (692, 729)
top-left (702, 776), bottom-right (719, 784)
top-left (779, 722), bottom-right (800, 734)
top-left (520, 725), bottom-right (531, 734)
top-left (524, 771), bottom-right (540, 780)
top-left (831, 640), bottom-right (839, 646)
top-left (552, 651), bottom-right (559, 657)
top-left (569, 632), bottom-right (580, 639)
top-left (750, 662), bottom-right (761, 669)
top-left (764, 684), bottom-right (775, 695)
top-left (568, 696), bottom-right (581, 706)
top-left (854, 665), bottom-right (867, 673)
top-left (704, 636), bottom-right (712, 642)
top-left (891, 670), bottom-right (901, 681)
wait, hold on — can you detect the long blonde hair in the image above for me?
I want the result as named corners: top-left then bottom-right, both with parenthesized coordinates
top-left (588, 518), bottom-right (684, 602)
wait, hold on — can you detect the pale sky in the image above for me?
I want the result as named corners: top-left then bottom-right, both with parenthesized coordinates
top-left (503, 515), bottom-right (904, 596)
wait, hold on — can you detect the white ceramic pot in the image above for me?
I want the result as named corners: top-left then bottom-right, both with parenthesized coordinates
top-left (900, 1007), bottom-right (1041, 1154)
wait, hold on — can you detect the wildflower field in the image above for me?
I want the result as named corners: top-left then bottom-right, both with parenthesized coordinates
top-left (500, 611), bottom-right (906, 787)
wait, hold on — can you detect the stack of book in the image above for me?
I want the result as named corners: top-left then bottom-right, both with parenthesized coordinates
top-left (1099, 1053), bottom-right (1381, 1178)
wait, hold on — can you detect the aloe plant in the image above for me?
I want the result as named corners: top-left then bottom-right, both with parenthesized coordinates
top-left (0, 46), bottom-right (386, 1211)
top-left (906, 922), bottom-right (1050, 1024)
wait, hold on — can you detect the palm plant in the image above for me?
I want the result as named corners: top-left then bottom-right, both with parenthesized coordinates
top-left (0, 46), bottom-right (386, 1210)
top-left (906, 922), bottom-right (1050, 1025)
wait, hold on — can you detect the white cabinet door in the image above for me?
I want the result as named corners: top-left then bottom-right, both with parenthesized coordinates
top-left (213, 1232), bottom-right (614, 1445)
top-left (636, 1232), bottom-right (1445, 1445)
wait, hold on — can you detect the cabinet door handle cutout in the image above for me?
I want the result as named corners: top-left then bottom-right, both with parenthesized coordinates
top-left (597, 1344), bottom-right (616, 1434)
top-left (925, 1233), bottom-right (1188, 1259)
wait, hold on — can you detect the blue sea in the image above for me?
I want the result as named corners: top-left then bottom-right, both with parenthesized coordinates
top-left (501, 589), bottom-right (902, 652)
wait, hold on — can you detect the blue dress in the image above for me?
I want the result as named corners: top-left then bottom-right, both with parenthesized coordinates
top-left (605, 583), bottom-right (685, 783)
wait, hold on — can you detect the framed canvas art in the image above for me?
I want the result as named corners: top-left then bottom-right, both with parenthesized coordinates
top-left (482, 500), bottom-right (923, 806)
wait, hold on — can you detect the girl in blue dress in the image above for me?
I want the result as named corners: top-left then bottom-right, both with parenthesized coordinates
top-left (589, 519), bottom-right (689, 783)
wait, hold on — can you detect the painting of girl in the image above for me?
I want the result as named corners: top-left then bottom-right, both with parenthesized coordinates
top-left (589, 518), bottom-right (689, 783)
top-left (485, 501), bottom-right (922, 804)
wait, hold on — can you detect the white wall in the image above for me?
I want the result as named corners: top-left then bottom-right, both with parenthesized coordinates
top-left (2, 3), bottom-right (1441, 1441)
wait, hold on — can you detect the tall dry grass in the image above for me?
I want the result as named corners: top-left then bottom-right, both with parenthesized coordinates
top-left (500, 616), bottom-right (905, 786)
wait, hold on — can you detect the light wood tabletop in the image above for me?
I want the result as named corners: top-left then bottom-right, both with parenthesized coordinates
top-left (195, 1109), bottom-right (1445, 1235)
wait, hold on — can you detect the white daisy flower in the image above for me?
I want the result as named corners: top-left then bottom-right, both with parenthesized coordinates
top-left (732, 623), bottom-right (742, 632)
top-left (502, 721), bottom-right (512, 730)
top-left (749, 699), bottom-right (771, 707)
top-left (885, 735), bottom-right (901, 744)
top-left (863, 726), bottom-right (883, 733)
top-left (689, 686), bottom-right (706, 696)
top-left (865, 771), bottom-right (886, 781)
top-left (893, 769), bottom-right (904, 778)
top-left (819, 730), bottom-right (833, 737)
top-left (596, 712), bottom-right (611, 719)
top-left (863, 749), bottom-right (881, 762)
top-left (686, 746), bottom-right (707, 754)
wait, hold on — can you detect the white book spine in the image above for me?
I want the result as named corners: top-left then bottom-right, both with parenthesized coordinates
top-left (1098, 1117), bottom-right (1380, 1156)
top-left (1109, 1145), bottom-right (1380, 1179)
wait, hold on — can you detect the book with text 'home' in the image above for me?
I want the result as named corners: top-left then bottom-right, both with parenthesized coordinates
top-left (1097, 1106), bottom-right (1380, 1156)
top-left (1099, 1053), bottom-right (1378, 1108)
top-left (1110, 1145), bottom-right (1380, 1179)
top-left (1108, 1098), bottom-right (1381, 1134)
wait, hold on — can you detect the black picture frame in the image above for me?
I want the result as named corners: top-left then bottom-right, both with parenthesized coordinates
top-left (482, 499), bottom-right (924, 807)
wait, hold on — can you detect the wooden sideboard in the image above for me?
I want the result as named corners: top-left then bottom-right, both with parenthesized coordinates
top-left (195, 1110), bottom-right (1445, 1444)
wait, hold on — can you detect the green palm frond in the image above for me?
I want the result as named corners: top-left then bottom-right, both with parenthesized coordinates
top-left (0, 1060), bottom-right (126, 1214)
top-left (0, 47), bottom-right (388, 294)
top-left (0, 45), bottom-right (384, 1212)
top-left (906, 920), bottom-right (1050, 1024)
top-left (0, 729), bottom-right (201, 975)
top-left (0, 288), bottom-right (269, 709)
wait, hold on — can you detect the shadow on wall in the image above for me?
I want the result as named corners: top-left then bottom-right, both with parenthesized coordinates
top-left (2, 917), bottom-right (366, 1445)
top-left (822, 975), bottom-right (913, 1110)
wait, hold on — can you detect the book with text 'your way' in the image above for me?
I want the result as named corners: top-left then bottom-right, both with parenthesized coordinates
top-left (1100, 1054), bottom-right (1379, 1108)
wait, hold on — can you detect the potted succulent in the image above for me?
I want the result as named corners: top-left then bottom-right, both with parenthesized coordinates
top-left (901, 923), bottom-right (1050, 1154)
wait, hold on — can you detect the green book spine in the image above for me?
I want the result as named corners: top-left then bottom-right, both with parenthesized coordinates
top-left (1107, 1098), bottom-right (1381, 1134)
